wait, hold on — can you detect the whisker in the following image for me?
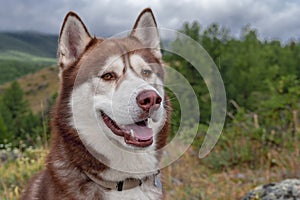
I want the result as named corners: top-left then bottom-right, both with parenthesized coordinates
top-left (164, 98), bottom-right (178, 103)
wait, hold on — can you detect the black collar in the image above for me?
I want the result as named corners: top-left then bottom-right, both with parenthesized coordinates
top-left (84, 170), bottom-right (162, 191)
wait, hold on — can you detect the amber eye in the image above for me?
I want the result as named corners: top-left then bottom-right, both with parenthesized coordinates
top-left (101, 72), bottom-right (116, 81)
top-left (142, 69), bottom-right (152, 77)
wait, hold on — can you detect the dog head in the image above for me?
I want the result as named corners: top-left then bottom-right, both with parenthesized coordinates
top-left (56, 8), bottom-right (168, 161)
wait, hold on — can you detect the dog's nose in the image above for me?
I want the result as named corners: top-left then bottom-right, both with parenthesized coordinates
top-left (136, 90), bottom-right (162, 112)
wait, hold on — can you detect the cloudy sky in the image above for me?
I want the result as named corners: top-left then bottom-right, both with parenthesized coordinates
top-left (1, 0), bottom-right (299, 41)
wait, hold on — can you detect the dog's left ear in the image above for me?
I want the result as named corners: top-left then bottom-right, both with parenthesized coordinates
top-left (58, 12), bottom-right (92, 71)
top-left (131, 8), bottom-right (162, 59)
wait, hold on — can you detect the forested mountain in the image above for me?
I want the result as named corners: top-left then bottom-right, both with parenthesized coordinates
top-left (0, 32), bottom-right (58, 84)
top-left (0, 32), bottom-right (58, 57)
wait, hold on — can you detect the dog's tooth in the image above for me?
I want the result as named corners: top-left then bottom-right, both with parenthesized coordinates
top-left (147, 118), bottom-right (152, 127)
top-left (130, 129), bottom-right (134, 137)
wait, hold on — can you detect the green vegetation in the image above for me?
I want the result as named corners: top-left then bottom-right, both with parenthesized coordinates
top-left (0, 148), bottom-right (47, 200)
top-left (0, 32), bottom-right (57, 84)
top-left (0, 58), bottom-right (56, 85)
top-left (0, 82), bottom-right (45, 147)
top-left (0, 32), bottom-right (58, 58)
top-left (0, 51), bottom-right (55, 63)
top-left (165, 21), bottom-right (300, 168)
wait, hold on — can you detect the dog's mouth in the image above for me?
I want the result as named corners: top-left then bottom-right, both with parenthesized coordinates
top-left (101, 112), bottom-right (153, 147)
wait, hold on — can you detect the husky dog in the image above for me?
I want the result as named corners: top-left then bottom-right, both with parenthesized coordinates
top-left (21, 8), bottom-right (170, 200)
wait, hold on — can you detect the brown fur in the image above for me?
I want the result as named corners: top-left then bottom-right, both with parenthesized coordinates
top-left (21, 9), bottom-right (170, 200)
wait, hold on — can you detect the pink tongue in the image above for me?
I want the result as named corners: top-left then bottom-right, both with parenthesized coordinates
top-left (124, 124), bottom-right (153, 141)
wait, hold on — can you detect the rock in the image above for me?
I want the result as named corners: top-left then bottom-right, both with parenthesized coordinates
top-left (242, 179), bottom-right (300, 200)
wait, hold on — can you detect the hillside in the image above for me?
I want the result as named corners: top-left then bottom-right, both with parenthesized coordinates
top-left (0, 32), bottom-right (58, 58)
top-left (0, 32), bottom-right (58, 84)
top-left (0, 66), bottom-right (60, 113)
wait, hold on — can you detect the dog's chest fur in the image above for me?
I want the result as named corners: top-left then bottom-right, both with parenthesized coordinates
top-left (23, 137), bottom-right (164, 200)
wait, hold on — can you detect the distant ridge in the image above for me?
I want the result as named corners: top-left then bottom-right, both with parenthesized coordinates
top-left (0, 31), bottom-right (58, 58)
top-left (0, 31), bottom-right (58, 84)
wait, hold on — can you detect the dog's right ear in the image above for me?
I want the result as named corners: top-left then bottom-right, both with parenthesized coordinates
top-left (131, 8), bottom-right (162, 60)
top-left (58, 12), bottom-right (92, 73)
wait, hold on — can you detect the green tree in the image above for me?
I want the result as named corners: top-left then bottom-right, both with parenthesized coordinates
top-left (0, 81), bottom-right (42, 147)
top-left (201, 23), bottom-right (230, 61)
top-left (0, 113), bottom-right (10, 144)
top-left (1, 81), bottom-right (28, 139)
top-left (165, 21), bottom-right (211, 124)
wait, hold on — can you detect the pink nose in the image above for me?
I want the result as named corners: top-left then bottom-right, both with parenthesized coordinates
top-left (136, 90), bottom-right (162, 112)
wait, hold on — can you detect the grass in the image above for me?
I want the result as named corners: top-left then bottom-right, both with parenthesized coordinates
top-left (0, 31), bottom-right (58, 85)
top-left (163, 143), bottom-right (300, 199)
top-left (12, 66), bottom-right (59, 114)
top-left (0, 66), bottom-right (59, 113)
top-left (0, 51), bottom-right (56, 63)
top-left (0, 52), bottom-right (56, 85)
top-left (0, 148), bottom-right (47, 200)
top-left (0, 132), bottom-right (299, 199)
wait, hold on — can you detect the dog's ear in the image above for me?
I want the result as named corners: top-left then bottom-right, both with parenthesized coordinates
top-left (58, 12), bottom-right (92, 72)
top-left (131, 8), bottom-right (162, 59)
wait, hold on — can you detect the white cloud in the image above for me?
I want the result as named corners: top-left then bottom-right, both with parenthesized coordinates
top-left (0, 0), bottom-right (299, 41)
